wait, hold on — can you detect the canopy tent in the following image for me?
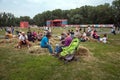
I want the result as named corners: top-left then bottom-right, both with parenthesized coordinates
top-left (20, 21), bottom-right (29, 28)
top-left (46, 19), bottom-right (67, 27)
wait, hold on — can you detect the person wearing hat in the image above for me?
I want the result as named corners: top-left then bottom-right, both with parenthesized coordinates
top-left (17, 32), bottom-right (30, 48)
top-left (40, 33), bottom-right (54, 55)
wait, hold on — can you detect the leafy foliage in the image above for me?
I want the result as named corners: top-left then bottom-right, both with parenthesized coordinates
top-left (0, 0), bottom-right (120, 27)
top-left (112, 0), bottom-right (120, 27)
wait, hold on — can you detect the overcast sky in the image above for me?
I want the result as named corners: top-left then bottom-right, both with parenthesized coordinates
top-left (0, 0), bottom-right (113, 18)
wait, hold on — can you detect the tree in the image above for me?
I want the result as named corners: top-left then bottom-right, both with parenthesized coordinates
top-left (14, 17), bottom-right (20, 26)
top-left (95, 3), bottom-right (114, 24)
top-left (70, 14), bottom-right (83, 24)
top-left (52, 9), bottom-right (63, 19)
top-left (0, 12), bottom-right (15, 27)
top-left (20, 16), bottom-right (30, 22)
top-left (112, 0), bottom-right (120, 27)
top-left (33, 13), bottom-right (45, 26)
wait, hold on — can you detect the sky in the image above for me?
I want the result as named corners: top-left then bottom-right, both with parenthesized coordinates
top-left (0, 0), bottom-right (114, 18)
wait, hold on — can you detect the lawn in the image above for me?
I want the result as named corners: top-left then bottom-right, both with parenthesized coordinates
top-left (0, 27), bottom-right (120, 80)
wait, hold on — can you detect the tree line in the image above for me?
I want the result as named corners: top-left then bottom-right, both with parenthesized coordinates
top-left (0, 0), bottom-right (120, 27)
top-left (33, 3), bottom-right (114, 26)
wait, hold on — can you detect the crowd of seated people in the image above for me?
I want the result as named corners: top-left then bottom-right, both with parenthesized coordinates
top-left (2, 26), bottom-right (109, 56)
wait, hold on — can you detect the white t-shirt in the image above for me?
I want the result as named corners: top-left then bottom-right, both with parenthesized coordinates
top-left (100, 37), bottom-right (107, 43)
top-left (102, 37), bottom-right (107, 43)
top-left (83, 32), bottom-right (87, 37)
top-left (19, 35), bottom-right (28, 41)
top-left (87, 27), bottom-right (91, 32)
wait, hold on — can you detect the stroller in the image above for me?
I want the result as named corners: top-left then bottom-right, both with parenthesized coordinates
top-left (59, 38), bottom-right (80, 63)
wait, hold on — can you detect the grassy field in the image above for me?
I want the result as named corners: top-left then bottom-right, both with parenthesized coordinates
top-left (0, 27), bottom-right (120, 80)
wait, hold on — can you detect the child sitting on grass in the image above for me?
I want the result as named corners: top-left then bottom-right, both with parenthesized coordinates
top-left (100, 34), bottom-right (107, 43)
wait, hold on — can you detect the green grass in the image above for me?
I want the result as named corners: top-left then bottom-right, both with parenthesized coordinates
top-left (0, 27), bottom-right (120, 80)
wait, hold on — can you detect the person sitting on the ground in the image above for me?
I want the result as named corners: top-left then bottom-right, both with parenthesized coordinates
top-left (54, 34), bottom-right (77, 55)
top-left (5, 31), bottom-right (13, 39)
top-left (40, 33), bottom-right (54, 55)
top-left (87, 25), bottom-right (91, 33)
top-left (83, 31), bottom-right (89, 40)
top-left (32, 30), bottom-right (37, 40)
top-left (18, 31), bottom-right (22, 37)
top-left (86, 26), bottom-right (91, 36)
top-left (100, 34), bottom-right (107, 43)
top-left (54, 33), bottom-right (72, 54)
top-left (93, 30), bottom-right (100, 40)
top-left (27, 30), bottom-right (35, 42)
top-left (37, 31), bottom-right (43, 41)
top-left (63, 33), bottom-right (72, 47)
top-left (17, 32), bottom-right (30, 48)
top-left (80, 31), bottom-right (89, 42)
top-left (74, 30), bottom-right (80, 38)
top-left (111, 26), bottom-right (116, 35)
top-left (90, 28), bottom-right (94, 37)
top-left (80, 35), bottom-right (86, 42)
